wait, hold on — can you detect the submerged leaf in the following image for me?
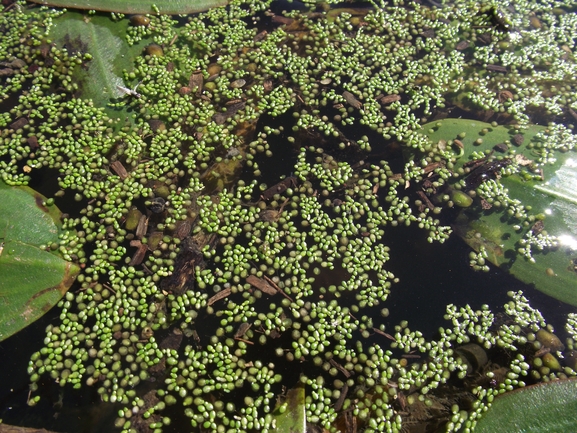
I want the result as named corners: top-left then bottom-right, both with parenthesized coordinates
top-left (49, 12), bottom-right (145, 112)
top-left (0, 181), bottom-right (80, 342)
top-left (272, 384), bottom-right (306, 433)
top-left (419, 119), bottom-right (577, 306)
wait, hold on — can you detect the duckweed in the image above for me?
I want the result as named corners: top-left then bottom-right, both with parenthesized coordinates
top-left (0, 0), bottom-right (576, 431)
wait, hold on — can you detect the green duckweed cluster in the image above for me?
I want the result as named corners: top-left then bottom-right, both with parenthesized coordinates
top-left (1, 0), bottom-right (577, 431)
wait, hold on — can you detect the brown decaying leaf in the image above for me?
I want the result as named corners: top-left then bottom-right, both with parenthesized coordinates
top-left (417, 190), bottom-right (435, 211)
top-left (246, 275), bottom-right (277, 295)
top-left (173, 219), bottom-right (192, 240)
top-left (481, 198), bottom-right (493, 210)
top-left (129, 239), bottom-right (148, 266)
top-left (486, 64), bottom-right (508, 73)
top-left (260, 176), bottom-right (297, 200)
top-left (512, 133), bottom-right (524, 146)
top-left (377, 94), bottom-right (401, 104)
top-left (27, 136), bottom-right (39, 150)
top-left (159, 328), bottom-right (183, 350)
top-left (212, 101), bottom-right (246, 125)
top-left (423, 161), bottom-right (444, 174)
top-left (0, 68), bottom-right (14, 76)
top-left (135, 215), bottom-right (148, 239)
top-left (455, 40), bottom-right (470, 50)
top-left (334, 383), bottom-right (348, 412)
top-left (329, 358), bottom-right (351, 378)
top-left (208, 287), bottom-right (232, 306)
top-left (342, 91), bottom-right (362, 109)
top-left (110, 161), bottom-right (128, 179)
top-left (189, 71), bottom-right (203, 96)
top-left (10, 117), bottom-right (28, 130)
top-left (373, 327), bottom-right (396, 341)
top-left (264, 275), bottom-right (294, 302)
top-left (234, 322), bottom-right (251, 339)
top-left (271, 15), bottom-right (294, 25)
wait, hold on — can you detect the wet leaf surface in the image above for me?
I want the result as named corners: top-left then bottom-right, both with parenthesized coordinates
top-left (272, 384), bottom-right (306, 433)
top-left (475, 378), bottom-right (577, 433)
top-left (0, 181), bottom-right (80, 342)
top-left (28, 0), bottom-right (228, 15)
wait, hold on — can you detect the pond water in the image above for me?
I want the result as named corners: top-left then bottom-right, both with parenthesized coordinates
top-left (1, 223), bottom-right (573, 432)
top-left (1, 0), bottom-right (577, 432)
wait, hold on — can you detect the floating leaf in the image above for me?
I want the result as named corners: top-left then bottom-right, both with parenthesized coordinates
top-left (28, 0), bottom-right (228, 15)
top-left (272, 384), bottom-right (306, 433)
top-left (419, 119), bottom-right (577, 306)
top-left (475, 379), bottom-right (577, 433)
top-left (0, 181), bottom-right (80, 342)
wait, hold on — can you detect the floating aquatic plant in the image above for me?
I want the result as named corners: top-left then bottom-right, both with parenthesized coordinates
top-left (0, 0), bottom-right (576, 431)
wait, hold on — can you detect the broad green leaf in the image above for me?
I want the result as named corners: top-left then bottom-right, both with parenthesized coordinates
top-left (475, 379), bottom-right (577, 433)
top-left (419, 119), bottom-right (577, 306)
top-left (272, 384), bottom-right (306, 433)
top-left (49, 12), bottom-right (146, 117)
top-left (0, 181), bottom-right (80, 342)
top-left (28, 0), bottom-right (228, 15)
